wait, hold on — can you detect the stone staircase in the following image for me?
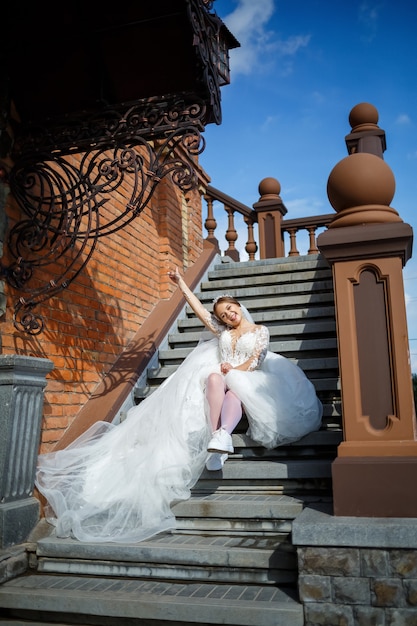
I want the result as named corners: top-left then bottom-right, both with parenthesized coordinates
top-left (0, 254), bottom-right (342, 626)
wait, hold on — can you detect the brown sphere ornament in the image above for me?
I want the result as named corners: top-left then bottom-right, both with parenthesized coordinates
top-left (258, 177), bottom-right (282, 201)
top-left (326, 152), bottom-right (401, 227)
top-left (348, 102), bottom-right (379, 132)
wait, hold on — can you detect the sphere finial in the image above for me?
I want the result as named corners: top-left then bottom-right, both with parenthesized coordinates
top-left (258, 177), bottom-right (281, 200)
top-left (327, 152), bottom-right (401, 227)
top-left (349, 102), bottom-right (379, 132)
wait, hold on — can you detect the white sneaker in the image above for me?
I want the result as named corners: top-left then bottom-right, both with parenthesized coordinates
top-left (205, 453), bottom-right (228, 471)
top-left (207, 428), bottom-right (234, 454)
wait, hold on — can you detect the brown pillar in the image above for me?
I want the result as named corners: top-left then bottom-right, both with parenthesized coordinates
top-left (344, 101), bottom-right (387, 158)
top-left (253, 177), bottom-right (287, 258)
top-left (318, 120), bottom-right (417, 517)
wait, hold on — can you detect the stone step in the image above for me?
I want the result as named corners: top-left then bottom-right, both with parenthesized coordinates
top-left (209, 254), bottom-right (330, 277)
top-left (309, 378), bottom-right (340, 392)
top-left (198, 278), bottom-right (334, 301)
top-left (194, 291), bottom-right (336, 311)
top-left (142, 356), bottom-right (339, 380)
top-left (202, 266), bottom-right (332, 288)
top-left (35, 531), bottom-right (297, 585)
top-left (172, 493), bottom-right (305, 519)
top-left (135, 376), bottom-right (340, 401)
top-left (156, 338), bottom-right (337, 366)
top-left (137, 366), bottom-right (338, 387)
top-left (173, 516), bottom-right (295, 534)
top-left (230, 430), bottom-right (342, 453)
top-left (168, 320), bottom-right (337, 348)
top-left (270, 337), bottom-right (337, 355)
top-left (199, 272), bottom-right (333, 292)
top-left (188, 454), bottom-right (333, 501)
top-left (178, 304), bottom-right (336, 329)
top-left (0, 574), bottom-right (304, 626)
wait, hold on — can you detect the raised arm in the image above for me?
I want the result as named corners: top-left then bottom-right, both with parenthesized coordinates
top-left (168, 267), bottom-right (217, 333)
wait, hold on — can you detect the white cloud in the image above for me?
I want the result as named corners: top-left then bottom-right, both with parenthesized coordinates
top-left (285, 196), bottom-right (324, 217)
top-left (221, 0), bottom-right (310, 76)
top-left (311, 91), bottom-right (326, 104)
top-left (395, 113), bottom-right (411, 125)
top-left (223, 0), bottom-right (275, 39)
top-left (358, 2), bottom-right (380, 43)
top-left (276, 34), bottom-right (311, 56)
top-left (260, 115), bottom-right (279, 132)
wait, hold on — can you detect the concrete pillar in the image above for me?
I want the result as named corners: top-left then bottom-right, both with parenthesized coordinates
top-left (318, 104), bottom-right (417, 517)
top-left (253, 177), bottom-right (287, 258)
top-left (0, 354), bottom-right (53, 547)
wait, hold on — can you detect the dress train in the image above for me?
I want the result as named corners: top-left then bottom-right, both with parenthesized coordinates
top-left (36, 338), bottom-right (322, 543)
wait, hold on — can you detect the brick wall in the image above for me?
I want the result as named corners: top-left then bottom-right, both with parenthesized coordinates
top-left (0, 152), bottom-right (205, 453)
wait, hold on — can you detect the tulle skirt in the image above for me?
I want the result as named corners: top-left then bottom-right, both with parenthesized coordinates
top-left (36, 338), bottom-right (322, 543)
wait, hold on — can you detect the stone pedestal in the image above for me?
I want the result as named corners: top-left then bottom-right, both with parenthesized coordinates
top-left (293, 506), bottom-right (417, 624)
top-left (317, 108), bottom-right (417, 519)
top-left (319, 220), bottom-right (416, 517)
top-left (0, 354), bottom-right (53, 547)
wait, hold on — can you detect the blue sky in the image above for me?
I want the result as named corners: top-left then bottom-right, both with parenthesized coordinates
top-left (200, 0), bottom-right (417, 372)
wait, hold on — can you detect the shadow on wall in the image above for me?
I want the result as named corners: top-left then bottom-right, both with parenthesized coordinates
top-left (8, 248), bottom-right (141, 393)
top-left (1, 227), bottom-right (147, 439)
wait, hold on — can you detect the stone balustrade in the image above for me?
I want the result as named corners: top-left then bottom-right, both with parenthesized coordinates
top-left (204, 181), bottom-right (334, 261)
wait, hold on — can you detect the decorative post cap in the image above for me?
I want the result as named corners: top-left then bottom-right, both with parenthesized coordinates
top-left (327, 152), bottom-right (401, 227)
top-left (345, 102), bottom-right (386, 157)
top-left (258, 177), bottom-right (281, 200)
top-left (349, 102), bottom-right (379, 131)
top-left (253, 177), bottom-right (287, 216)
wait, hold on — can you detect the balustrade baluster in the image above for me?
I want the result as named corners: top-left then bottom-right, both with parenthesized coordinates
top-left (225, 206), bottom-right (239, 261)
top-left (307, 226), bottom-right (319, 254)
top-left (244, 215), bottom-right (257, 261)
top-left (204, 195), bottom-right (219, 249)
top-left (288, 228), bottom-right (299, 256)
top-left (205, 184), bottom-right (333, 261)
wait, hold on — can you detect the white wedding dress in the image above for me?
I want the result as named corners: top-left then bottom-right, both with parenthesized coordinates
top-left (36, 312), bottom-right (322, 544)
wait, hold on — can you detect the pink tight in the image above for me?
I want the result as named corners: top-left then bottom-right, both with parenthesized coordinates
top-left (205, 372), bottom-right (242, 434)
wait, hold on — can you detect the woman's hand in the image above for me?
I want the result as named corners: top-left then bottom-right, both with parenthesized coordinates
top-left (167, 267), bottom-right (214, 335)
top-left (168, 267), bottom-right (181, 284)
top-left (221, 362), bottom-right (233, 375)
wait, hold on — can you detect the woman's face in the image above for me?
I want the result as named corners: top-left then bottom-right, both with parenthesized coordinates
top-left (214, 301), bottom-right (242, 327)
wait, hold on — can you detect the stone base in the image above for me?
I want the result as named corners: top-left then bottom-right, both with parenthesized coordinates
top-left (0, 498), bottom-right (40, 548)
top-left (332, 456), bottom-right (417, 517)
top-left (293, 506), bottom-right (417, 625)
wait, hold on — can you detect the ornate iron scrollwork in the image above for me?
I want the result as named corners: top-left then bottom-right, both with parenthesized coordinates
top-left (1, 96), bottom-right (206, 334)
top-left (0, 0), bottom-right (239, 334)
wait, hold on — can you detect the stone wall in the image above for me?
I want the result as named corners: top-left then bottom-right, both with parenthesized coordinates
top-left (293, 507), bottom-right (417, 626)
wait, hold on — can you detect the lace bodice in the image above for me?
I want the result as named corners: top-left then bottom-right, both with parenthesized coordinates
top-left (218, 327), bottom-right (268, 370)
top-left (202, 310), bottom-right (269, 371)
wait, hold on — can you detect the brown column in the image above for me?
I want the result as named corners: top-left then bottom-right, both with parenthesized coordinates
top-left (253, 177), bottom-right (287, 258)
top-left (318, 114), bottom-right (417, 517)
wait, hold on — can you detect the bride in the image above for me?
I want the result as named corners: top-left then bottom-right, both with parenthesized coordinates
top-left (35, 267), bottom-right (323, 543)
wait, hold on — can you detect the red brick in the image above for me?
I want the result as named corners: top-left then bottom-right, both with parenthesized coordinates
top-left (1, 152), bottom-right (204, 447)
